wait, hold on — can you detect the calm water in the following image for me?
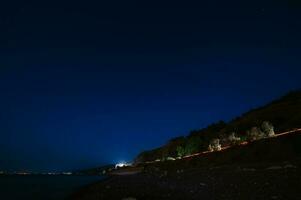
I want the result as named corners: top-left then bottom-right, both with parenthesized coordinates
top-left (0, 175), bottom-right (104, 200)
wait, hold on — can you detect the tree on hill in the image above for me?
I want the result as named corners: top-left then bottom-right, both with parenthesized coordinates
top-left (208, 138), bottom-right (221, 152)
top-left (184, 137), bottom-right (201, 155)
top-left (261, 121), bottom-right (275, 137)
top-left (247, 126), bottom-right (265, 141)
top-left (228, 132), bottom-right (241, 145)
top-left (176, 146), bottom-right (185, 158)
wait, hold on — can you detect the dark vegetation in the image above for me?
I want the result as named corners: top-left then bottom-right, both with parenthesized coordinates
top-left (134, 90), bottom-right (301, 163)
top-left (141, 132), bottom-right (301, 172)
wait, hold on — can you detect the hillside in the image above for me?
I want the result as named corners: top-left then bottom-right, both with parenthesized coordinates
top-left (140, 131), bottom-right (301, 171)
top-left (71, 131), bottom-right (301, 200)
top-left (135, 90), bottom-right (301, 163)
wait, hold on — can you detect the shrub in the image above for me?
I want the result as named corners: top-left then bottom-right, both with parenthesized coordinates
top-left (261, 121), bottom-right (275, 137)
top-left (208, 144), bottom-right (214, 152)
top-left (184, 137), bottom-right (200, 155)
top-left (228, 132), bottom-right (241, 145)
top-left (246, 126), bottom-right (265, 141)
top-left (166, 157), bottom-right (176, 161)
top-left (176, 146), bottom-right (186, 158)
top-left (208, 138), bottom-right (221, 151)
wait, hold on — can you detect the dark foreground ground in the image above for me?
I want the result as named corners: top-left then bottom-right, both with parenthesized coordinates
top-left (69, 160), bottom-right (301, 200)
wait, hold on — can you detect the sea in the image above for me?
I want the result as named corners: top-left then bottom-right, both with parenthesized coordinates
top-left (0, 175), bottom-right (104, 200)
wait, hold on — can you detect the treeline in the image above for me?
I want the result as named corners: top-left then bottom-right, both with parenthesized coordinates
top-left (134, 90), bottom-right (301, 164)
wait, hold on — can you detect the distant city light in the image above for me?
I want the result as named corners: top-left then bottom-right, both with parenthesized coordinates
top-left (62, 172), bottom-right (72, 175)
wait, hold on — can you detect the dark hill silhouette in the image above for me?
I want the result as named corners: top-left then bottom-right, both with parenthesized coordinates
top-left (135, 90), bottom-right (301, 163)
top-left (141, 132), bottom-right (301, 172)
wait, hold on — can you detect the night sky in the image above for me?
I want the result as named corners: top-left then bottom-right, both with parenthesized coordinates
top-left (0, 0), bottom-right (301, 172)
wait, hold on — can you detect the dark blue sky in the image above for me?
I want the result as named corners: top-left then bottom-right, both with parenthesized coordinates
top-left (0, 0), bottom-right (300, 172)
